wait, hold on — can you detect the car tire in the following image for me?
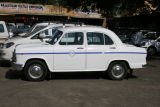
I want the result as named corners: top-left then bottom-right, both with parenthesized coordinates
top-left (24, 60), bottom-right (48, 81)
top-left (107, 62), bottom-right (128, 80)
top-left (147, 47), bottom-right (156, 56)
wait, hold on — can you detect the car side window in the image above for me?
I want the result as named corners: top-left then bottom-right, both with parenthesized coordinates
top-left (59, 32), bottom-right (83, 45)
top-left (104, 34), bottom-right (114, 45)
top-left (87, 32), bottom-right (104, 45)
top-left (44, 29), bottom-right (49, 35)
top-left (0, 24), bottom-right (4, 33)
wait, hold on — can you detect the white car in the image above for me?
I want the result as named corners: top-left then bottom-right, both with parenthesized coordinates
top-left (12, 26), bottom-right (147, 81)
top-left (139, 32), bottom-right (160, 56)
top-left (0, 21), bottom-right (13, 41)
top-left (17, 22), bottom-right (56, 37)
top-left (0, 23), bottom-right (77, 61)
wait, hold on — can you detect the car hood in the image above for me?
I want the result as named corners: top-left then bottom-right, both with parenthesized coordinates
top-left (4, 36), bottom-right (25, 43)
top-left (16, 42), bottom-right (52, 54)
top-left (16, 42), bottom-right (49, 49)
top-left (18, 33), bottom-right (27, 36)
top-left (141, 39), bottom-right (155, 43)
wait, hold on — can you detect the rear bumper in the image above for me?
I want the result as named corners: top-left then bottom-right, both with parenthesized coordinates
top-left (12, 62), bottom-right (23, 71)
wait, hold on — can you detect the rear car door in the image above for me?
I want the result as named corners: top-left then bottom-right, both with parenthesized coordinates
top-left (86, 32), bottom-right (115, 71)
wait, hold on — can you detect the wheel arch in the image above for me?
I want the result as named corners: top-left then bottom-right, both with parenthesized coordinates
top-left (107, 60), bottom-right (131, 71)
top-left (24, 58), bottom-right (50, 72)
top-left (147, 45), bottom-right (157, 55)
top-left (147, 45), bottom-right (157, 51)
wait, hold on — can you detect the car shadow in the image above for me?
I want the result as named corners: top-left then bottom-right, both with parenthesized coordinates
top-left (5, 70), bottom-right (137, 81)
top-left (126, 74), bottom-right (137, 80)
top-left (48, 72), bottom-right (106, 80)
top-left (0, 60), bottom-right (11, 67)
top-left (147, 53), bottom-right (160, 61)
top-left (5, 69), bottom-right (25, 80)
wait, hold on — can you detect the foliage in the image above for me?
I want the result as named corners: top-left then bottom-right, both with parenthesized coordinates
top-left (0, 0), bottom-right (159, 17)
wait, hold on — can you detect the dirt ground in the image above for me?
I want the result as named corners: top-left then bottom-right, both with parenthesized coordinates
top-left (0, 56), bottom-right (160, 107)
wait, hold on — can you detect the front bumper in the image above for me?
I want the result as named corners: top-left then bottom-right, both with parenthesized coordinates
top-left (142, 64), bottom-right (148, 68)
top-left (0, 48), bottom-right (12, 61)
top-left (11, 62), bottom-right (23, 71)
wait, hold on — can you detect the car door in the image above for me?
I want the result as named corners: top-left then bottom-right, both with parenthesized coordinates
top-left (53, 32), bottom-right (86, 71)
top-left (86, 32), bottom-right (115, 71)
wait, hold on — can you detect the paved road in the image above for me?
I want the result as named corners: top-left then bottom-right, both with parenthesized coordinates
top-left (0, 57), bottom-right (160, 107)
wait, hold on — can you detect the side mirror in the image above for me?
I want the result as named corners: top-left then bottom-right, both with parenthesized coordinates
top-left (39, 33), bottom-right (46, 39)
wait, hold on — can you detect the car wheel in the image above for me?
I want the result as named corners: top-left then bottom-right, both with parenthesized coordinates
top-left (147, 47), bottom-right (156, 56)
top-left (107, 62), bottom-right (128, 80)
top-left (24, 60), bottom-right (48, 81)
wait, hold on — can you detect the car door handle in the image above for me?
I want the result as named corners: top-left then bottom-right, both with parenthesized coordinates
top-left (77, 47), bottom-right (84, 49)
top-left (110, 47), bottom-right (116, 49)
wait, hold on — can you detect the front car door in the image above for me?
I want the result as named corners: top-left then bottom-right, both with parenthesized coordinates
top-left (53, 32), bottom-right (86, 71)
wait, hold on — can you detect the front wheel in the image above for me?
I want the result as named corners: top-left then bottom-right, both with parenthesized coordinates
top-left (24, 60), bottom-right (48, 81)
top-left (107, 62), bottom-right (128, 80)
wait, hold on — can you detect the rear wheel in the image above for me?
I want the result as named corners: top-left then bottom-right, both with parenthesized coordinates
top-left (24, 60), bottom-right (48, 81)
top-left (107, 62), bottom-right (128, 80)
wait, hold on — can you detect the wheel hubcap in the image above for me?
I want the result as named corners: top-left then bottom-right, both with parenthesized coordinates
top-left (28, 65), bottom-right (43, 79)
top-left (111, 64), bottom-right (125, 78)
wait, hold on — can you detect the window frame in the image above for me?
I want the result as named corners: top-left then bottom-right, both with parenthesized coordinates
top-left (86, 32), bottom-right (114, 45)
top-left (0, 24), bottom-right (5, 33)
top-left (103, 33), bottom-right (114, 45)
top-left (59, 32), bottom-right (84, 46)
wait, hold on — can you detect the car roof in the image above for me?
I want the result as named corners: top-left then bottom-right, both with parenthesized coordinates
top-left (58, 26), bottom-right (107, 32)
top-left (31, 23), bottom-right (78, 36)
top-left (58, 26), bottom-right (124, 45)
top-left (36, 22), bottom-right (56, 25)
top-left (44, 23), bottom-right (85, 29)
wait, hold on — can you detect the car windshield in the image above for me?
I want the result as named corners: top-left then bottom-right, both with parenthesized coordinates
top-left (22, 26), bottom-right (46, 38)
top-left (47, 30), bottom-right (63, 44)
top-left (143, 33), bottom-right (160, 40)
top-left (32, 25), bottom-right (48, 32)
top-left (26, 25), bottom-right (48, 35)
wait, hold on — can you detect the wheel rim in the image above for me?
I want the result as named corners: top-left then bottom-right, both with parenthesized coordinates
top-left (28, 64), bottom-right (44, 79)
top-left (111, 64), bottom-right (125, 79)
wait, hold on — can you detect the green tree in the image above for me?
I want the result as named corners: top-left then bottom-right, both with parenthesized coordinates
top-left (1, 0), bottom-right (159, 17)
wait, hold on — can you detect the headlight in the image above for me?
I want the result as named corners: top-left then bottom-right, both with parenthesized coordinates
top-left (3, 42), bottom-right (15, 48)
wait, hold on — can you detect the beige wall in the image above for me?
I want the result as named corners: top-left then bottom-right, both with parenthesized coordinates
top-left (0, 2), bottom-right (102, 19)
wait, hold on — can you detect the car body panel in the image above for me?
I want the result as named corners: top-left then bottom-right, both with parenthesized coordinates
top-left (13, 26), bottom-right (147, 72)
top-left (0, 24), bottom-right (77, 60)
